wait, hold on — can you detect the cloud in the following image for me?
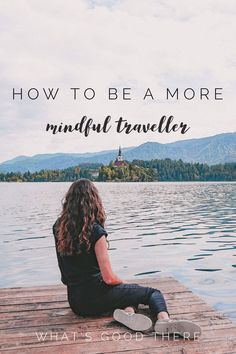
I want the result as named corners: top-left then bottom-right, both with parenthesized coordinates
top-left (0, 0), bottom-right (235, 162)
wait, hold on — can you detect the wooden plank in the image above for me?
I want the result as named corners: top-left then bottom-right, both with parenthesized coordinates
top-left (0, 284), bottom-right (190, 301)
top-left (0, 308), bottom-right (227, 330)
top-left (0, 289), bottom-right (195, 306)
top-left (0, 331), bottom-right (231, 352)
top-left (0, 309), bottom-right (215, 334)
top-left (0, 277), bottom-right (174, 292)
top-left (0, 310), bottom-right (231, 338)
top-left (0, 277), bottom-right (180, 297)
top-left (0, 296), bottom-right (208, 318)
top-left (0, 299), bottom-right (206, 316)
top-left (1, 331), bottom-right (236, 354)
top-left (0, 318), bottom-right (235, 346)
top-left (0, 313), bottom-right (229, 343)
top-left (0, 304), bottom-right (215, 331)
top-left (0, 277), bottom-right (235, 354)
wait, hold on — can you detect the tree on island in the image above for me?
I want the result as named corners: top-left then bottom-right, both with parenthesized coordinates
top-left (0, 159), bottom-right (235, 182)
top-left (98, 162), bottom-right (154, 182)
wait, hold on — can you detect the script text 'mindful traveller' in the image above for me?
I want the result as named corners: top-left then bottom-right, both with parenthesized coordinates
top-left (45, 116), bottom-right (190, 137)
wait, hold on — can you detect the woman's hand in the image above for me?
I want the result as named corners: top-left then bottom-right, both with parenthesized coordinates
top-left (106, 276), bottom-right (123, 285)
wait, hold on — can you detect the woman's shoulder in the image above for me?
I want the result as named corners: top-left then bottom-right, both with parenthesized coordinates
top-left (93, 219), bottom-right (107, 230)
top-left (91, 220), bottom-right (108, 244)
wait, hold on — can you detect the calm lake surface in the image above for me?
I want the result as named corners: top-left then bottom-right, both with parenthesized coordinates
top-left (0, 182), bottom-right (236, 322)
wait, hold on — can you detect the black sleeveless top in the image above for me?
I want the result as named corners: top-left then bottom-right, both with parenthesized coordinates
top-left (53, 219), bottom-right (108, 286)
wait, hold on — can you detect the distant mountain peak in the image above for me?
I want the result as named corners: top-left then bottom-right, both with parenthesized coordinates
top-left (0, 132), bottom-right (235, 173)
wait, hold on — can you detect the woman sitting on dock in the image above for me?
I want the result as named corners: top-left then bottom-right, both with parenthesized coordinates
top-left (53, 179), bottom-right (201, 338)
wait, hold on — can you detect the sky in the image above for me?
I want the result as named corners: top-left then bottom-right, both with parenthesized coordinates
top-left (0, 0), bottom-right (236, 162)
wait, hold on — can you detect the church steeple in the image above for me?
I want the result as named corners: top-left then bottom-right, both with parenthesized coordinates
top-left (114, 146), bottom-right (125, 166)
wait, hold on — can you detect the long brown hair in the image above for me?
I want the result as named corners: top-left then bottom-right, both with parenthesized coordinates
top-left (56, 179), bottom-right (106, 255)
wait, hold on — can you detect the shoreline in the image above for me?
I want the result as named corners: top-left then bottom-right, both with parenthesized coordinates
top-left (0, 180), bottom-right (236, 183)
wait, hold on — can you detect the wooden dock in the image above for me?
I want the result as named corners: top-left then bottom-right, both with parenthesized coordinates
top-left (0, 277), bottom-right (236, 353)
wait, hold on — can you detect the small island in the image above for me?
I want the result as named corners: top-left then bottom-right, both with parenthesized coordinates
top-left (0, 146), bottom-right (235, 182)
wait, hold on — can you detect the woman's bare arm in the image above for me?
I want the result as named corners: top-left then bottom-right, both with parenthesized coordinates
top-left (95, 236), bottom-right (123, 285)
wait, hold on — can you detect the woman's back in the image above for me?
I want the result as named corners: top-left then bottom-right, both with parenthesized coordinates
top-left (53, 218), bottom-right (108, 286)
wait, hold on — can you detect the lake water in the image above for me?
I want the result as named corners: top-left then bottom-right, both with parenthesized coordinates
top-left (0, 182), bottom-right (236, 323)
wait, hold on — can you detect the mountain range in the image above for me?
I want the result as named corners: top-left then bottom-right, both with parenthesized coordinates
top-left (0, 132), bottom-right (235, 173)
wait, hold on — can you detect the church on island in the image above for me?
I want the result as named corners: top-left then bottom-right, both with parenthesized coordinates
top-left (114, 146), bottom-right (126, 167)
